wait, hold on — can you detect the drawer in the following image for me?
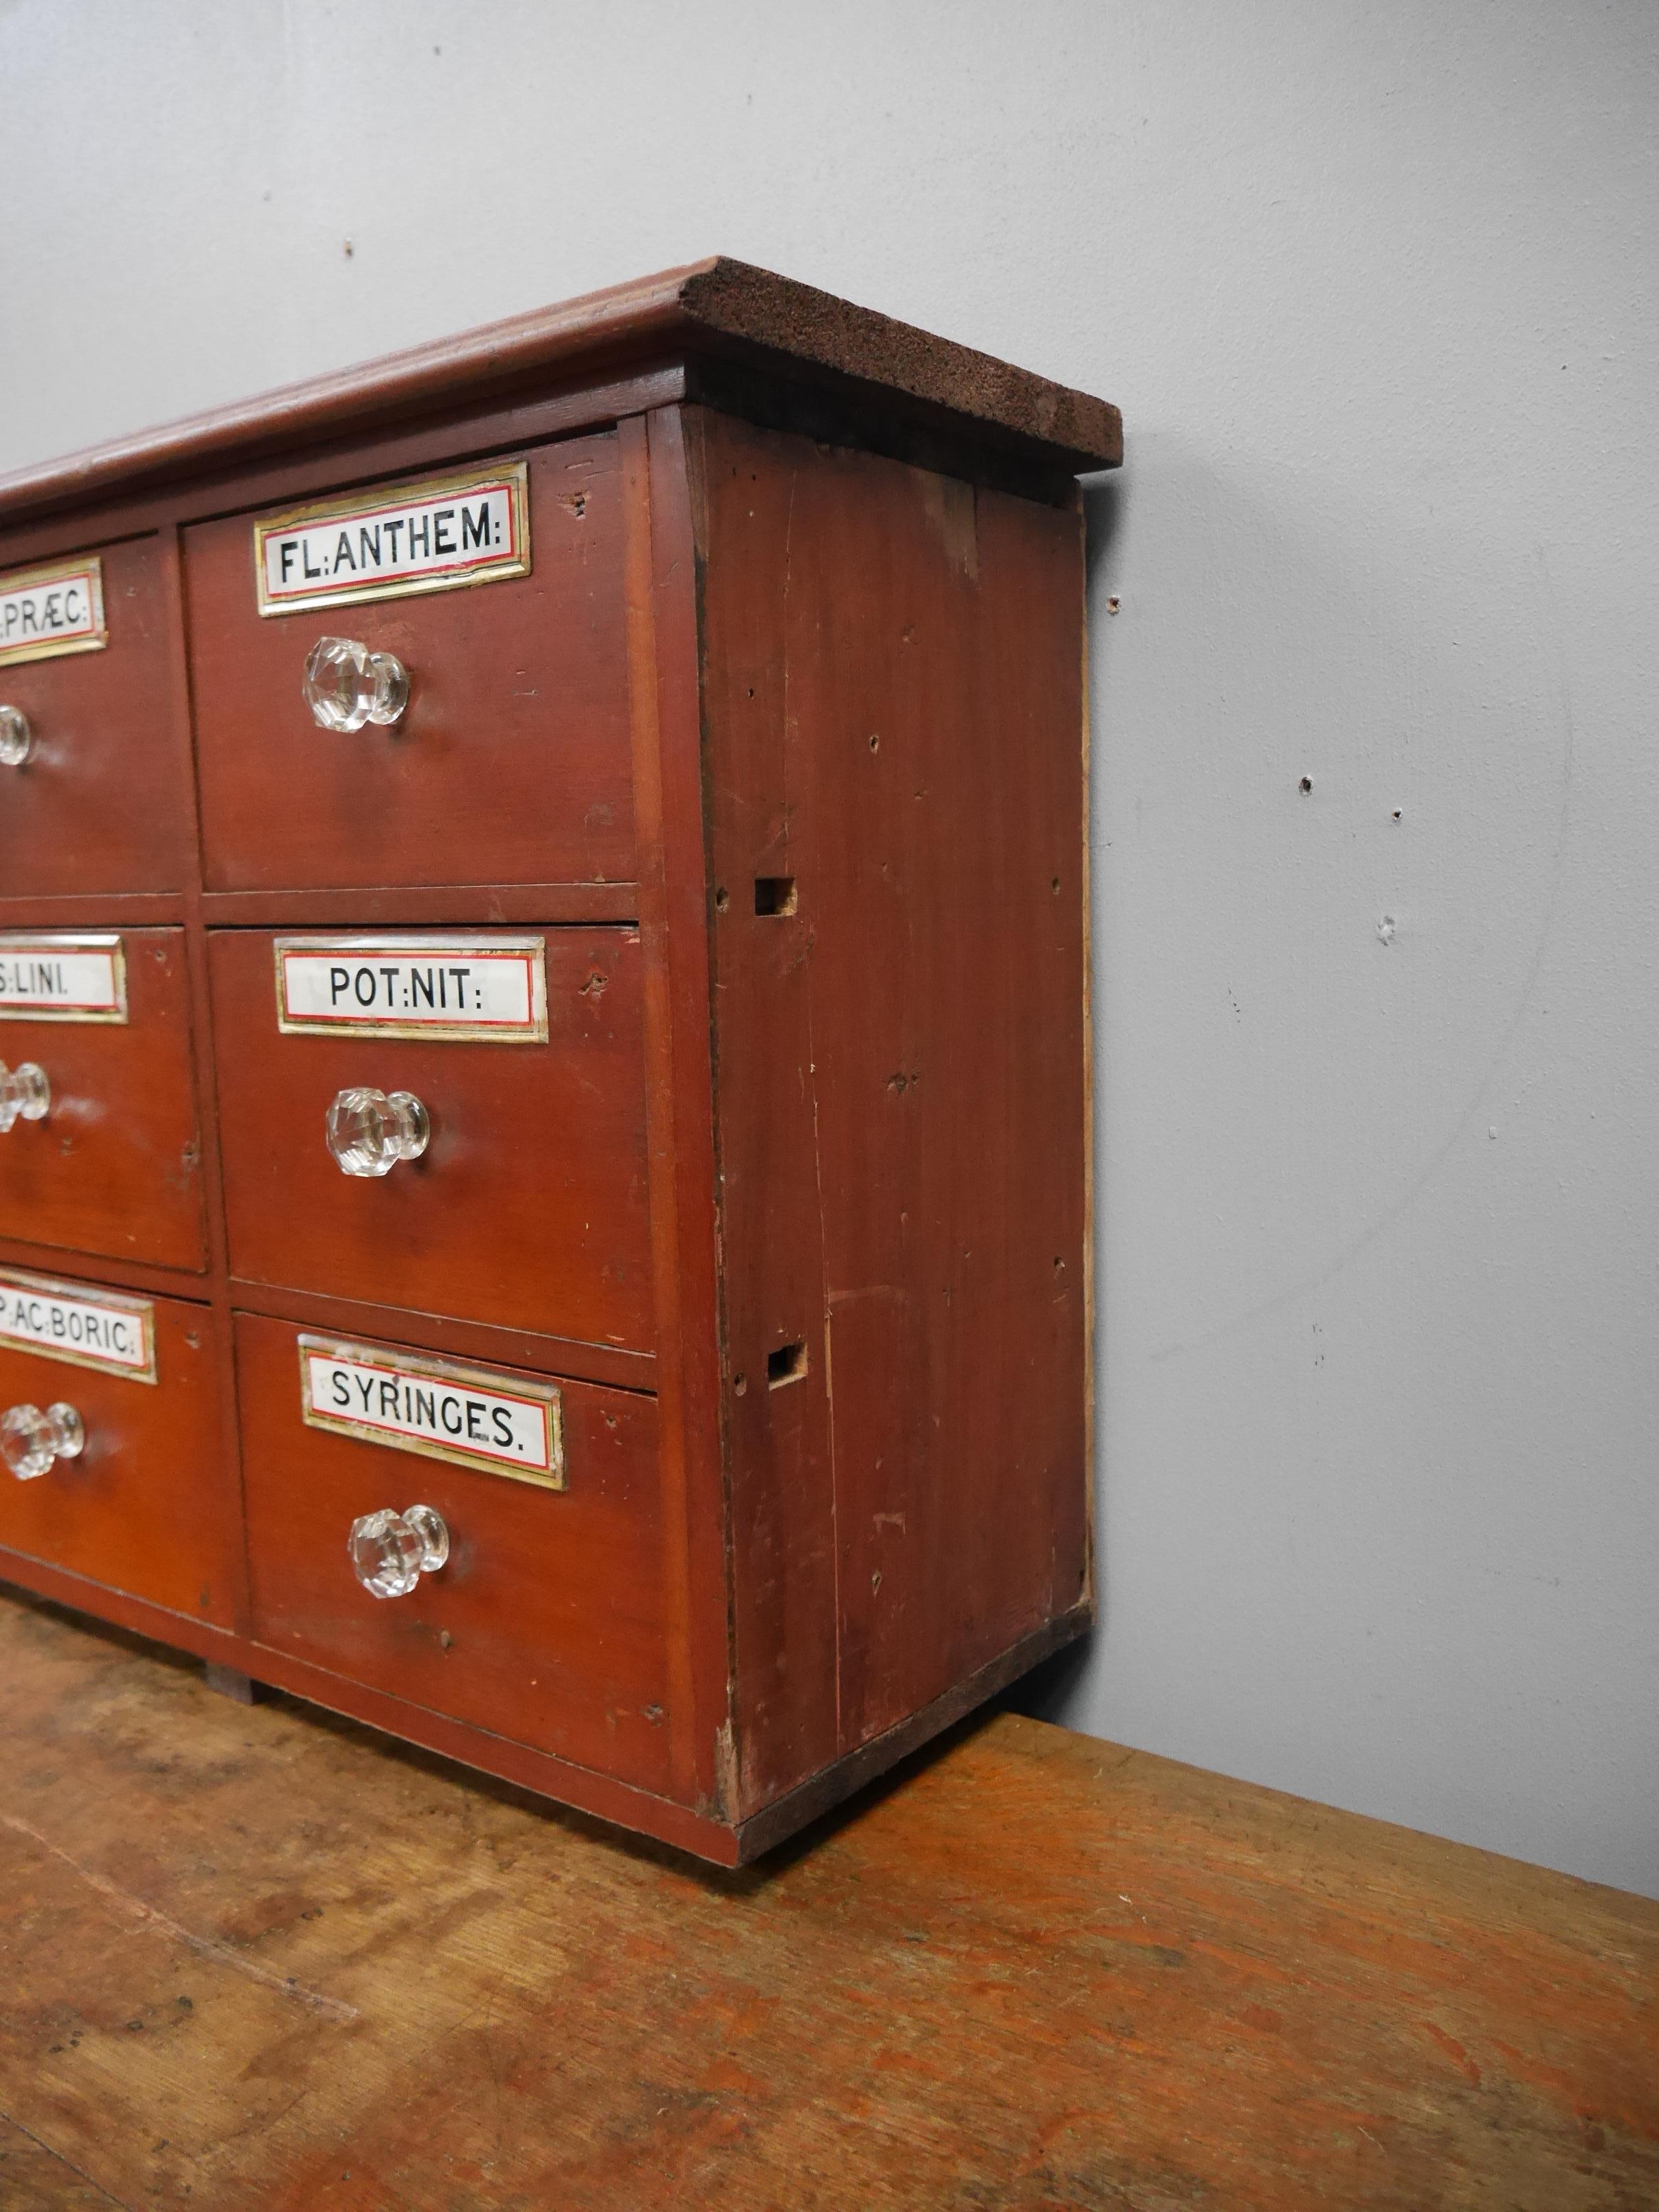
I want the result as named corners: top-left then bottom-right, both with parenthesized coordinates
top-left (0, 537), bottom-right (187, 895)
top-left (0, 927), bottom-right (206, 1270)
top-left (0, 1274), bottom-right (235, 1622)
top-left (209, 927), bottom-right (654, 1348)
top-left (237, 1312), bottom-right (672, 1792)
top-left (185, 435), bottom-right (636, 893)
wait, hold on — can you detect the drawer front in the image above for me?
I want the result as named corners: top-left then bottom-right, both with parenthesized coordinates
top-left (0, 927), bottom-right (206, 1270)
top-left (185, 435), bottom-right (636, 893)
top-left (0, 537), bottom-right (186, 894)
top-left (0, 1281), bottom-right (234, 1621)
top-left (209, 927), bottom-right (654, 1348)
top-left (237, 1312), bottom-right (672, 1792)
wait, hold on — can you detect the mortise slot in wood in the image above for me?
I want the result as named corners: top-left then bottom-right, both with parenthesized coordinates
top-left (767, 1340), bottom-right (808, 1389)
top-left (754, 877), bottom-right (798, 916)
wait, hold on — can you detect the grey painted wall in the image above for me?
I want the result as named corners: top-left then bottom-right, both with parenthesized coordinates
top-left (3, 0), bottom-right (1654, 1894)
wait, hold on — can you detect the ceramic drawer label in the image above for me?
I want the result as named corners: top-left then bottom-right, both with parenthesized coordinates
top-left (253, 460), bottom-right (530, 615)
top-left (0, 554), bottom-right (106, 666)
top-left (298, 1336), bottom-right (565, 1488)
top-left (0, 933), bottom-right (127, 1023)
top-left (274, 934), bottom-right (547, 1042)
top-left (0, 1268), bottom-right (156, 1382)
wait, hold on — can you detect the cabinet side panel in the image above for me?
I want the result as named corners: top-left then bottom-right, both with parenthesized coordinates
top-left (691, 415), bottom-right (840, 1810)
top-left (699, 413), bottom-right (1089, 1805)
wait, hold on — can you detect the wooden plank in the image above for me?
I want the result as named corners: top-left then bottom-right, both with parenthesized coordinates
top-left (690, 407), bottom-right (842, 1808)
top-left (0, 1585), bottom-right (1653, 2211)
top-left (695, 413), bottom-right (1092, 1804)
top-left (0, 895), bottom-right (187, 928)
top-left (0, 2116), bottom-right (129, 2211)
top-left (197, 884), bottom-right (641, 928)
top-left (0, 373), bottom-right (689, 582)
top-left (0, 259), bottom-right (1121, 531)
top-left (222, 1280), bottom-right (656, 1397)
top-left (617, 411), bottom-right (733, 1816)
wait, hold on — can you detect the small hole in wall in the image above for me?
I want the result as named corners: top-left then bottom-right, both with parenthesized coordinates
top-left (767, 1341), bottom-right (808, 1389)
top-left (715, 886), bottom-right (730, 912)
top-left (754, 877), bottom-right (797, 916)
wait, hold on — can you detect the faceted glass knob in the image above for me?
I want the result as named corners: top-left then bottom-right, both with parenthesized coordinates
top-left (348, 1503), bottom-right (450, 1598)
top-left (1, 1401), bottom-right (85, 1481)
top-left (326, 1086), bottom-right (429, 1177)
top-left (0, 706), bottom-right (32, 765)
top-left (303, 636), bottom-right (409, 731)
top-left (0, 1062), bottom-right (49, 1133)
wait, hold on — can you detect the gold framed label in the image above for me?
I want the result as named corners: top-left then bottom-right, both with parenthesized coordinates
top-left (0, 1268), bottom-right (156, 1383)
top-left (273, 934), bottom-right (547, 1043)
top-left (253, 461), bottom-right (530, 616)
top-left (298, 1335), bottom-right (565, 1489)
top-left (0, 554), bottom-right (106, 667)
top-left (0, 932), bottom-right (127, 1023)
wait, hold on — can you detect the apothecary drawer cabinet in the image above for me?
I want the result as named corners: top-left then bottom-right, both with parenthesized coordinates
top-left (0, 259), bottom-right (1119, 1863)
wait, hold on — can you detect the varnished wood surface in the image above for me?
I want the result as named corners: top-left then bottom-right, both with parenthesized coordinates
top-left (0, 538), bottom-right (186, 897)
top-left (0, 1295), bottom-right (236, 1625)
top-left (209, 925), bottom-right (654, 1355)
top-left (694, 412), bottom-right (1091, 1809)
top-left (186, 434), bottom-right (636, 895)
top-left (0, 258), bottom-right (1122, 532)
top-left (0, 927), bottom-right (205, 1274)
top-left (235, 1311), bottom-right (674, 1797)
top-left (0, 308), bottom-right (1111, 1861)
top-left (1, 1588), bottom-right (1653, 2212)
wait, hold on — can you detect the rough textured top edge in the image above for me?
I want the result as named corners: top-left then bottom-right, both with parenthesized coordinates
top-left (0, 257), bottom-right (1121, 528)
top-left (678, 260), bottom-right (1122, 471)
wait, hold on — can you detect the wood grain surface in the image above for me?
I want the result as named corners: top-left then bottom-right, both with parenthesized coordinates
top-left (1, 1585), bottom-right (1652, 2212)
top-left (235, 1310), bottom-right (674, 1796)
top-left (0, 278), bottom-right (1116, 1862)
top-left (185, 433), bottom-right (635, 897)
top-left (0, 537), bottom-right (187, 896)
top-left (0, 1294), bottom-right (236, 1625)
top-left (0, 927), bottom-right (205, 1274)
top-left (0, 258), bottom-right (1122, 533)
top-left (209, 925), bottom-right (654, 1354)
top-left (692, 411), bottom-right (1091, 1810)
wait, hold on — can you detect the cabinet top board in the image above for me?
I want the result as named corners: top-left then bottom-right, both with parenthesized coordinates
top-left (0, 258), bottom-right (1122, 528)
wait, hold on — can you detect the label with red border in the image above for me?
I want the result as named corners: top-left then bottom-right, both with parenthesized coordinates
top-left (0, 934), bottom-right (127, 1023)
top-left (0, 1268), bottom-right (155, 1382)
top-left (0, 555), bottom-right (106, 666)
top-left (274, 934), bottom-right (545, 1043)
top-left (253, 461), bottom-right (530, 615)
top-left (298, 1336), bottom-right (565, 1488)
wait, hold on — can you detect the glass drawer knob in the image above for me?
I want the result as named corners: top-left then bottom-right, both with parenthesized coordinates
top-left (0, 1062), bottom-right (49, 1132)
top-left (303, 636), bottom-right (409, 732)
top-left (326, 1086), bottom-right (428, 1177)
top-left (0, 706), bottom-right (32, 765)
top-left (348, 1503), bottom-right (450, 1599)
top-left (1, 1401), bottom-right (85, 1481)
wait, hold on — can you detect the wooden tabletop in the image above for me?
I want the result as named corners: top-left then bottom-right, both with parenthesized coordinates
top-left (1, 1582), bottom-right (1654, 2211)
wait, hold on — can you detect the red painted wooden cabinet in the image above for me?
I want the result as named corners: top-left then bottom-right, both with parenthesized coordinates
top-left (0, 261), bottom-right (1120, 1863)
